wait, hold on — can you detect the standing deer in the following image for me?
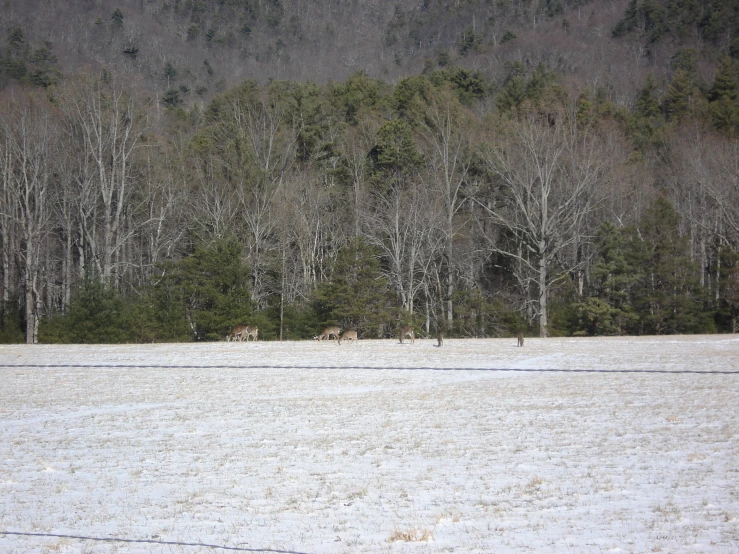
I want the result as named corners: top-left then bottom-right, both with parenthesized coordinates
top-left (338, 330), bottom-right (358, 344)
top-left (243, 325), bottom-right (258, 341)
top-left (227, 325), bottom-right (247, 341)
top-left (517, 330), bottom-right (524, 347)
top-left (314, 326), bottom-right (342, 340)
top-left (399, 325), bottom-right (415, 344)
top-left (436, 329), bottom-right (443, 347)
top-left (227, 325), bottom-right (258, 341)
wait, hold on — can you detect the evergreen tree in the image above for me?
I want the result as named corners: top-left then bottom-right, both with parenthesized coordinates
top-left (39, 279), bottom-right (130, 343)
top-left (663, 69), bottom-right (694, 121)
top-left (577, 222), bottom-right (642, 335)
top-left (709, 57), bottom-right (738, 102)
top-left (311, 239), bottom-right (392, 337)
top-left (111, 8), bottom-right (124, 28)
top-left (613, 0), bottom-right (639, 37)
top-left (631, 198), bottom-right (713, 334)
top-left (166, 238), bottom-right (254, 341)
top-left (708, 57), bottom-right (739, 134)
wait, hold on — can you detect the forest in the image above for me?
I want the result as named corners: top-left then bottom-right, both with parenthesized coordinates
top-left (0, 0), bottom-right (738, 343)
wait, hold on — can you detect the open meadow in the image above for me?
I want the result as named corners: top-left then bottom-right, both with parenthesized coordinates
top-left (1, 335), bottom-right (738, 553)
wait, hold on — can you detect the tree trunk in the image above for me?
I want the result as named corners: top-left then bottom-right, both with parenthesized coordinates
top-left (538, 244), bottom-right (548, 338)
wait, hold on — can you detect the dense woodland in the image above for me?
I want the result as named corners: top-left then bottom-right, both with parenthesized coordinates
top-left (1, 0), bottom-right (738, 343)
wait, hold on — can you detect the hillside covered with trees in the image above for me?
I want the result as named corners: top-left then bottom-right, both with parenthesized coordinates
top-left (1, 0), bottom-right (738, 343)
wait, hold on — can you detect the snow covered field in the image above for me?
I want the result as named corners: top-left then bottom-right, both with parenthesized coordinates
top-left (1, 335), bottom-right (738, 553)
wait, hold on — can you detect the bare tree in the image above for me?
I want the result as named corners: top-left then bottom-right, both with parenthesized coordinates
top-left (0, 92), bottom-right (59, 343)
top-left (223, 87), bottom-right (298, 306)
top-left (477, 110), bottom-right (613, 337)
top-left (667, 126), bottom-right (739, 299)
top-left (367, 178), bottom-right (444, 316)
top-left (58, 70), bottom-right (149, 286)
top-left (415, 87), bottom-right (473, 325)
top-left (339, 115), bottom-right (379, 238)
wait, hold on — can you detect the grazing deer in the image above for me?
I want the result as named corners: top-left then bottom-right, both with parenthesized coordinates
top-left (338, 329), bottom-right (358, 344)
top-left (436, 329), bottom-right (443, 347)
top-left (399, 325), bottom-right (415, 344)
top-left (314, 326), bottom-right (342, 340)
top-left (227, 325), bottom-right (258, 341)
top-left (243, 325), bottom-right (258, 341)
top-left (227, 325), bottom-right (247, 341)
top-left (517, 330), bottom-right (524, 347)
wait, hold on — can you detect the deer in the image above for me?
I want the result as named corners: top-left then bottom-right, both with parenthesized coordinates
top-left (399, 325), bottom-right (415, 344)
top-left (314, 326), bottom-right (342, 340)
top-left (435, 329), bottom-right (443, 347)
top-left (517, 329), bottom-right (524, 347)
top-left (227, 325), bottom-right (258, 341)
top-left (243, 325), bottom-right (258, 341)
top-left (227, 325), bottom-right (247, 341)
top-left (338, 329), bottom-right (358, 344)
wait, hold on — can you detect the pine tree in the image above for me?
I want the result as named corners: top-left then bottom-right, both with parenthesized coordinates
top-left (708, 57), bottom-right (739, 134)
top-left (663, 69), bottom-right (694, 121)
top-left (632, 198), bottom-right (713, 334)
top-left (709, 57), bottom-right (738, 102)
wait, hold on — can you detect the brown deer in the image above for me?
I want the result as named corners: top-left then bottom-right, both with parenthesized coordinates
top-left (243, 325), bottom-right (258, 341)
top-left (227, 325), bottom-right (247, 341)
top-left (338, 329), bottom-right (358, 344)
top-left (517, 330), bottom-right (524, 347)
top-left (314, 326), bottom-right (342, 340)
top-left (227, 325), bottom-right (258, 341)
top-left (399, 325), bottom-right (415, 344)
top-left (436, 329), bottom-right (443, 347)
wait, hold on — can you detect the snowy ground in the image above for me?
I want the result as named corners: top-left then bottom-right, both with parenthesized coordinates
top-left (1, 335), bottom-right (738, 553)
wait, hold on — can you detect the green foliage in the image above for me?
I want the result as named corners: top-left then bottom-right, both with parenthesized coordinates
top-left (570, 222), bottom-right (642, 335)
top-left (448, 68), bottom-right (487, 104)
top-left (394, 75), bottom-right (431, 115)
top-left (0, 300), bottom-right (25, 343)
top-left (1, 29), bottom-right (60, 88)
top-left (613, 0), bottom-right (739, 45)
top-left (731, 37), bottom-right (739, 60)
top-left (458, 25), bottom-right (481, 56)
top-left (449, 288), bottom-right (502, 337)
top-left (111, 8), bottom-right (124, 28)
top-left (709, 57), bottom-right (738, 103)
top-left (164, 237), bottom-right (254, 341)
top-left (39, 279), bottom-right (131, 343)
top-left (311, 239), bottom-right (393, 338)
top-left (562, 207), bottom-right (715, 337)
top-left (164, 62), bottom-right (177, 83)
top-left (495, 63), bottom-right (558, 113)
top-left (627, 74), bottom-right (666, 147)
top-left (8, 27), bottom-right (25, 50)
top-left (501, 30), bottom-right (517, 43)
top-left (631, 197), bottom-right (714, 334)
top-left (613, 0), bottom-right (638, 37)
top-left (125, 281), bottom-right (192, 343)
top-left (708, 57), bottom-right (739, 134)
top-left (662, 69), bottom-right (695, 121)
top-left (162, 88), bottom-right (182, 107)
top-left (716, 246), bottom-right (739, 332)
top-left (187, 23), bottom-right (201, 41)
top-left (671, 48), bottom-right (698, 74)
top-left (330, 71), bottom-right (391, 124)
top-left (437, 50), bottom-right (452, 67)
top-left (368, 118), bottom-right (424, 191)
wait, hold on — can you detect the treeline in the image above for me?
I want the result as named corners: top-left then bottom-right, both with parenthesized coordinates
top-left (1, 56), bottom-right (738, 343)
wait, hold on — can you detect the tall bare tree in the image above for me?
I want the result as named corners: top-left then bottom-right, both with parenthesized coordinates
top-left (415, 87), bottom-right (473, 325)
top-left (477, 110), bottom-right (613, 337)
top-left (0, 92), bottom-right (59, 342)
top-left (58, 70), bottom-right (148, 286)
